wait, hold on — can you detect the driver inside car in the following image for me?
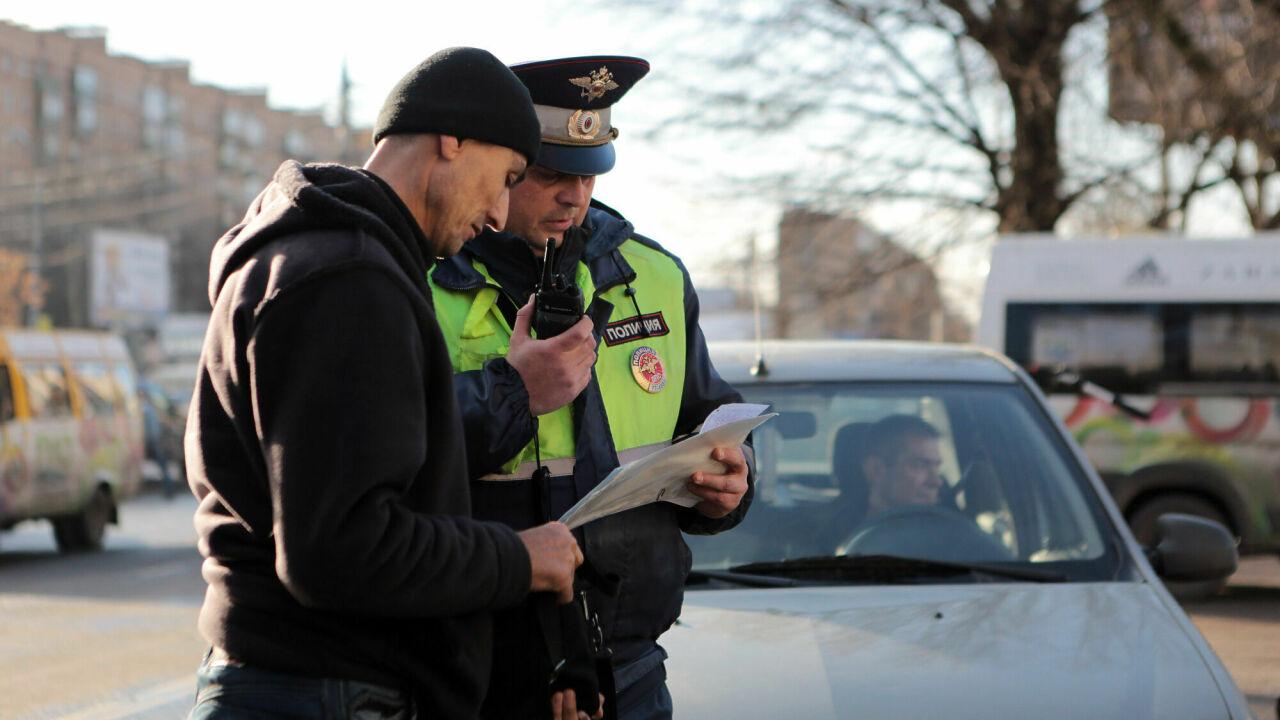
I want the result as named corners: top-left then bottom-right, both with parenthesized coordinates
top-left (831, 413), bottom-right (1012, 562)
top-left (862, 414), bottom-right (946, 516)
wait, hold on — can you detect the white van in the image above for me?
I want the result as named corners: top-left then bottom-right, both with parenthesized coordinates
top-left (976, 234), bottom-right (1280, 566)
top-left (0, 329), bottom-right (145, 551)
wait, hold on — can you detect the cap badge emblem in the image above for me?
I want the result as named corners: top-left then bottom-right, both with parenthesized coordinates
top-left (567, 109), bottom-right (601, 140)
top-left (630, 345), bottom-right (667, 393)
top-left (569, 66), bottom-right (619, 101)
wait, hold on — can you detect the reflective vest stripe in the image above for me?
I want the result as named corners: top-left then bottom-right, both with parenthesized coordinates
top-left (476, 457), bottom-right (577, 482)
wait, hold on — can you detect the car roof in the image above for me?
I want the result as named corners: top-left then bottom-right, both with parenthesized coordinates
top-left (708, 340), bottom-right (1023, 385)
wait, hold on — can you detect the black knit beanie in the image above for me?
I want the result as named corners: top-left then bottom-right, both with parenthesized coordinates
top-left (372, 47), bottom-right (541, 163)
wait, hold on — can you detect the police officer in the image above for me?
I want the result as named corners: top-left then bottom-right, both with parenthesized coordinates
top-left (430, 56), bottom-right (753, 720)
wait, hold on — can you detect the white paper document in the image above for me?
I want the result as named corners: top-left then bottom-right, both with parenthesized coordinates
top-left (558, 404), bottom-right (776, 529)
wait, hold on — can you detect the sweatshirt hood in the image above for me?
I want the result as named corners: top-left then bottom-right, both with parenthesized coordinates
top-left (208, 160), bottom-right (432, 305)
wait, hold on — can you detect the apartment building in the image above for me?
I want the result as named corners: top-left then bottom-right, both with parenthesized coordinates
top-left (0, 21), bottom-right (368, 325)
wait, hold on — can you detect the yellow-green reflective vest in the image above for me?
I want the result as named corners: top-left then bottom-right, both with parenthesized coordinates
top-left (430, 239), bottom-right (688, 476)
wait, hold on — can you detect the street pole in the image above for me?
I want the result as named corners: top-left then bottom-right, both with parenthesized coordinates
top-left (27, 177), bottom-right (42, 328)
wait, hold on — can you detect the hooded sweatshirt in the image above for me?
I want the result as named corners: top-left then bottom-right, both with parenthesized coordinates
top-left (188, 160), bottom-right (531, 716)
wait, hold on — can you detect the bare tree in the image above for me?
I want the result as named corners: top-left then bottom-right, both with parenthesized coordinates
top-left (616, 0), bottom-right (1167, 233)
top-left (1109, 0), bottom-right (1280, 229)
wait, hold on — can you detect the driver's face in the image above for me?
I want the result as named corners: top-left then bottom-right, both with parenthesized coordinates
top-left (880, 435), bottom-right (944, 508)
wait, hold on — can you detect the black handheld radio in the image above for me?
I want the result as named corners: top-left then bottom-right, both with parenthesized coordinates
top-left (532, 237), bottom-right (584, 338)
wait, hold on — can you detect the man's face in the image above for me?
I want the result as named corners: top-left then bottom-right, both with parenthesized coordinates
top-left (425, 140), bottom-right (526, 258)
top-left (503, 165), bottom-right (596, 255)
top-left (869, 434), bottom-right (944, 510)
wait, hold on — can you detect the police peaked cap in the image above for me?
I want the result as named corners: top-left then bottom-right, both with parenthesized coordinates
top-left (509, 56), bottom-right (650, 175)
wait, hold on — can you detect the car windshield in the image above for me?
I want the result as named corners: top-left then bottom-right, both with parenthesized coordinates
top-left (686, 381), bottom-right (1128, 584)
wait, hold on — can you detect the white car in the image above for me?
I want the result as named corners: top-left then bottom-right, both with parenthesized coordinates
top-left (666, 340), bottom-right (1249, 719)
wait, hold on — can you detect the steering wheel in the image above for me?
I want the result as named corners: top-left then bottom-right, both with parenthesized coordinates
top-left (837, 504), bottom-right (1012, 563)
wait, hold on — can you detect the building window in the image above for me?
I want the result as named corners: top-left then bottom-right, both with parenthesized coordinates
top-left (167, 125), bottom-right (186, 156)
top-left (165, 94), bottom-right (184, 157)
top-left (219, 108), bottom-right (242, 169)
top-left (242, 115), bottom-right (264, 149)
top-left (219, 139), bottom-right (238, 169)
top-left (40, 81), bottom-right (64, 123)
top-left (221, 107), bottom-right (242, 135)
top-left (73, 65), bottom-right (98, 136)
top-left (283, 129), bottom-right (309, 158)
top-left (142, 84), bottom-right (166, 149)
top-left (36, 67), bottom-right (64, 162)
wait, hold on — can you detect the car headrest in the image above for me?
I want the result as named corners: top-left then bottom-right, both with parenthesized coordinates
top-left (832, 421), bottom-right (874, 511)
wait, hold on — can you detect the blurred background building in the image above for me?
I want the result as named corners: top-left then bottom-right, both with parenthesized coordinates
top-left (0, 21), bottom-right (368, 367)
top-left (772, 207), bottom-right (970, 342)
top-left (696, 207), bottom-right (972, 343)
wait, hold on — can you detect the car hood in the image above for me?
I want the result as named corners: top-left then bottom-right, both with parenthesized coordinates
top-left (664, 582), bottom-right (1241, 719)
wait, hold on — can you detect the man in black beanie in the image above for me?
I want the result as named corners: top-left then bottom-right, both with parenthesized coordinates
top-left (186, 46), bottom-right (588, 719)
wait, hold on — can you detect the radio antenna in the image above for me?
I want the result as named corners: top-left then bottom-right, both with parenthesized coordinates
top-left (540, 238), bottom-right (558, 290)
top-left (749, 232), bottom-right (769, 377)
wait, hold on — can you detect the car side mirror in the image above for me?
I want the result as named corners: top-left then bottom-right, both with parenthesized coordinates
top-left (1146, 513), bottom-right (1238, 582)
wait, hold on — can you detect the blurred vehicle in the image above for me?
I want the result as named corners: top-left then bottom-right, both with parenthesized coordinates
top-left (666, 340), bottom-right (1248, 719)
top-left (147, 312), bottom-right (207, 418)
top-left (145, 361), bottom-right (199, 417)
top-left (137, 378), bottom-right (185, 487)
top-left (0, 329), bottom-right (145, 551)
top-left (978, 235), bottom-right (1280, 597)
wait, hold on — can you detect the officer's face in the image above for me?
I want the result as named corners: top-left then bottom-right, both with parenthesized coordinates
top-left (504, 166), bottom-right (596, 257)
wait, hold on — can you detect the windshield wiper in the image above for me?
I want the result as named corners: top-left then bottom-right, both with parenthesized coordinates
top-left (729, 554), bottom-right (1068, 584)
top-left (686, 568), bottom-right (798, 588)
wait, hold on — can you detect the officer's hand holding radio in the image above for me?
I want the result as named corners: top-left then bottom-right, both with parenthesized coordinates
top-left (508, 298), bottom-right (595, 415)
top-left (508, 238), bottom-right (597, 416)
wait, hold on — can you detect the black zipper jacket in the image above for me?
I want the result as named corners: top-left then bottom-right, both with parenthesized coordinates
top-left (189, 160), bottom-right (531, 717)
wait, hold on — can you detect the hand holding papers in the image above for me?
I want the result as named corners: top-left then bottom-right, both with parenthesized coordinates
top-left (558, 404), bottom-right (775, 529)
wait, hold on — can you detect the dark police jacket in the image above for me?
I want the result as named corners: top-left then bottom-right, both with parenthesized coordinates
top-left (188, 160), bottom-right (531, 718)
top-left (430, 200), bottom-right (755, 692)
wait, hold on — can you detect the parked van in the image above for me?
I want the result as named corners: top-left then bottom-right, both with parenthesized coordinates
top-left (0, 328), bottom-right (145, 551)
top-left (976, 234), bottom-right (1280, 573)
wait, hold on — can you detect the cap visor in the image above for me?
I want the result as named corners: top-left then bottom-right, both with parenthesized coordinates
top-left (536, 143), bottom-right (615, 176)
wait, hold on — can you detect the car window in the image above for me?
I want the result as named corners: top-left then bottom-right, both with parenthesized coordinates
top-left (20, 361), bottom-right (73, 419)
top-left (72, 361), bottom-right (118, 418)
top-left (687, 381), bottom-right (1121, 582)
top-left (0, 363), bottom-right (15, 423)
top-left (113, 364), bottom-right (141, 417)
